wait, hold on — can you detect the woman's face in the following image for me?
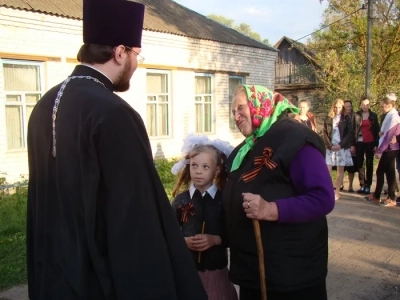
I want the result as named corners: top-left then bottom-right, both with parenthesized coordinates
top-left (333, 103), bottom-right (343, 115)
top-left (344, 102), bottom-right (353, 114)
top-left (360, 100), bottom-right (370, 112)
top-left (380, 101), bottom-right (392, 114)
top-left (298, 102), bottom-right (309, 115)
top-left (232, 92), bottom-right (254, 137)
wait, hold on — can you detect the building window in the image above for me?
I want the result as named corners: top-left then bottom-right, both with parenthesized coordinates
top-left (195, 74), bottom-right (213, 133)
top-left (229, 76), bottom-right (245, 130)
top-left (3, 61), bottom-right (42, 149)
top-left (146, 71), bottom-right (170, 137)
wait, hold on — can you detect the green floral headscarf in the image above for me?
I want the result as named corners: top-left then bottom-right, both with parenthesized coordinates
top-left (231, 85), bottom-right (299, 172)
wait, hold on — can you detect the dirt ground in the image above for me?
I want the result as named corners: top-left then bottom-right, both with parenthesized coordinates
top-left (1, 191), bottom-right (399, 300)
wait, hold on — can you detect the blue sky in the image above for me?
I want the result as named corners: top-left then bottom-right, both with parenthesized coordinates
top-left (173, 0), bottom-right (328, 45)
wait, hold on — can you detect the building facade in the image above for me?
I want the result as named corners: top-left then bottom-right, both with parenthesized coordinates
top-left (0, 1), bottom-right (276, 182)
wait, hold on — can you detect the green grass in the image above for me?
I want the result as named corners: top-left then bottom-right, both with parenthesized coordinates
top-left (0, 188), bottom-right (28, 289)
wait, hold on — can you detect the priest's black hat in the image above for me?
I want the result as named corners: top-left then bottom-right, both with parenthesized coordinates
top-left (83, 0), bottom-right (145, 48)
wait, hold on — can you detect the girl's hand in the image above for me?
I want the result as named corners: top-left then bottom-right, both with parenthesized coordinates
top-left (184, 236), bottom-right (198, 251)
top-left (375, 153), bottom-right (381, 159)
top-left (379, 132), bottom-right (384, 137)
top-left (191, 234), bottom-right (220, 252)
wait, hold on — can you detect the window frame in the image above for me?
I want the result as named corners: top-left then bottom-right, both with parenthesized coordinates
top-left (228, 75), bottom-right (245, 131)
top-left (194, 73), bottom-right (214, 134)
top-left (145, 69), bottom-right (171, 138)
top-left (2, 59), bottom-right (44, 150)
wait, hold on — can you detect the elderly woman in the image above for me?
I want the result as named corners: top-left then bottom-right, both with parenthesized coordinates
top-left (223, 85), bottom-right (335, 300)
top-left (365, 94), bottom-right (400, 207)
top-left (293, 99), bottom-right (318, 132)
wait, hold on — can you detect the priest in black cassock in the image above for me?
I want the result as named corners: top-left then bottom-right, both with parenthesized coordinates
top-left (26, 0), bottom-right (208, 299)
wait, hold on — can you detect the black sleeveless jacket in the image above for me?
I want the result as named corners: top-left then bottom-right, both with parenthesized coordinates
top-left (222, 116), bottom-right (328, 292)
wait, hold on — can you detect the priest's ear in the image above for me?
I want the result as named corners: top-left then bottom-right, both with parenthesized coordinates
top-left (113, 45), bottom-right (129, 65)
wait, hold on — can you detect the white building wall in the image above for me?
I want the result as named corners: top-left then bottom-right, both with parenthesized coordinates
top-left (0, 7), bottom-right (276, 182)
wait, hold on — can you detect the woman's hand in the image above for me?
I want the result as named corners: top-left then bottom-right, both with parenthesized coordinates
top-left (191, 234), bottom-right (221, 252)
top-left (242, 193), bottom-right (279, 221)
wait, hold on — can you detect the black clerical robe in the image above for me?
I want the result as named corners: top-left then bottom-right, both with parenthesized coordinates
top-left (27, 65), bottom-right (208, 300)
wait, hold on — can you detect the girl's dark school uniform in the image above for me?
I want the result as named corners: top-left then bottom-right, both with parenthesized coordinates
top-left (171, 184), bottom-right (238, 300)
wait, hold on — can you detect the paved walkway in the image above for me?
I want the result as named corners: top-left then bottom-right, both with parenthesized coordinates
top-left (1, 191), bottom-right (399, 300)
top-left (327, 190), bottom-right (400, 299)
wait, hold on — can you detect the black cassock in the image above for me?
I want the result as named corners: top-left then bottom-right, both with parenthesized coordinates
top-left (27, 65), bottom-right (208, 300)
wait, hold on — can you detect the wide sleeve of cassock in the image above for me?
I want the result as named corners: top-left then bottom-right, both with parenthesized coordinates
top-left (94, 102), bottom-right (207, 300)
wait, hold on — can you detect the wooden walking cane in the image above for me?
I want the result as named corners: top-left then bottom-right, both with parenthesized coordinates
top-left (253, 219), bottom-right (267, 300)
top-left (197, 221), bottom-right (205, 263)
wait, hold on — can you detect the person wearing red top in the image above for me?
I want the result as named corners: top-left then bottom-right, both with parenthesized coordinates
top-left (355, 97), bottom-right (380, 194)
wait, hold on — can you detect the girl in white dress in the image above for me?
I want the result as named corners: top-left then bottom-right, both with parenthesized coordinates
top-left (323, 99), bottom-right (354, 200)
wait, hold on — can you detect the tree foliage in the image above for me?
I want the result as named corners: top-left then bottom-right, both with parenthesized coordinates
top-left (308, 0), bottom-right (400, 108)
top-left (208, 14), bottom-right (271, 46)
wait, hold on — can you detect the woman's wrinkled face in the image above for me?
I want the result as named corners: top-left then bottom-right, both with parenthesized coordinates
top-left (232, 92), bottom-right (254, 137)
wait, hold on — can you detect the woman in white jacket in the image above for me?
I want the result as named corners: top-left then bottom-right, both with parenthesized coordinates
top-left (365, 94), bottom-right (400, 207)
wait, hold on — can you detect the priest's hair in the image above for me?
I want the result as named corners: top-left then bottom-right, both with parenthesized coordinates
top-left (77, 44), bottom-right (128, 64)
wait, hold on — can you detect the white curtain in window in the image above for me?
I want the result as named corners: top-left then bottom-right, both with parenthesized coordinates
top-left (26, 93), bottom-right (41, 103)
top-left (146, 73), bottom-right (167, 93)
top-left (229, 78), bottom-right (242, 96)
top-left (146, 102), bottom-right (157, 137)
top-left (229, 78), bottom-right (243, 130)
top-left (195, 76), bottom-right (211, 94)
top-left (3, 64), bottom-right (40, 91)
top-left (146, 74), bottom-right (169, 136)
top-left (159, 103), bottom-right (169, 136)
top-left (195, 104), bottom-right (203, 133)
top-left (5, 106), bottom-right (23, 149)
top-left (204, 103), bottom-right (212, 133)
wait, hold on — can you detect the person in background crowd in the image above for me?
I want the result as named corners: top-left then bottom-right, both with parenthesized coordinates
top-left (365, 94), bottom-right (400, 207)
top-left (355, 97), bottom-right (380, 194)
top-left (293, 99), bottom-right (319, 133)
top-left (323, 99), bottom-right (353, 201)
top-left (342, 100), bottom-right (361, 192)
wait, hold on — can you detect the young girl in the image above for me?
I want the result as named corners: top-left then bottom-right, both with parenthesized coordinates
top-left (171, 135), bottom-right (237, 300)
